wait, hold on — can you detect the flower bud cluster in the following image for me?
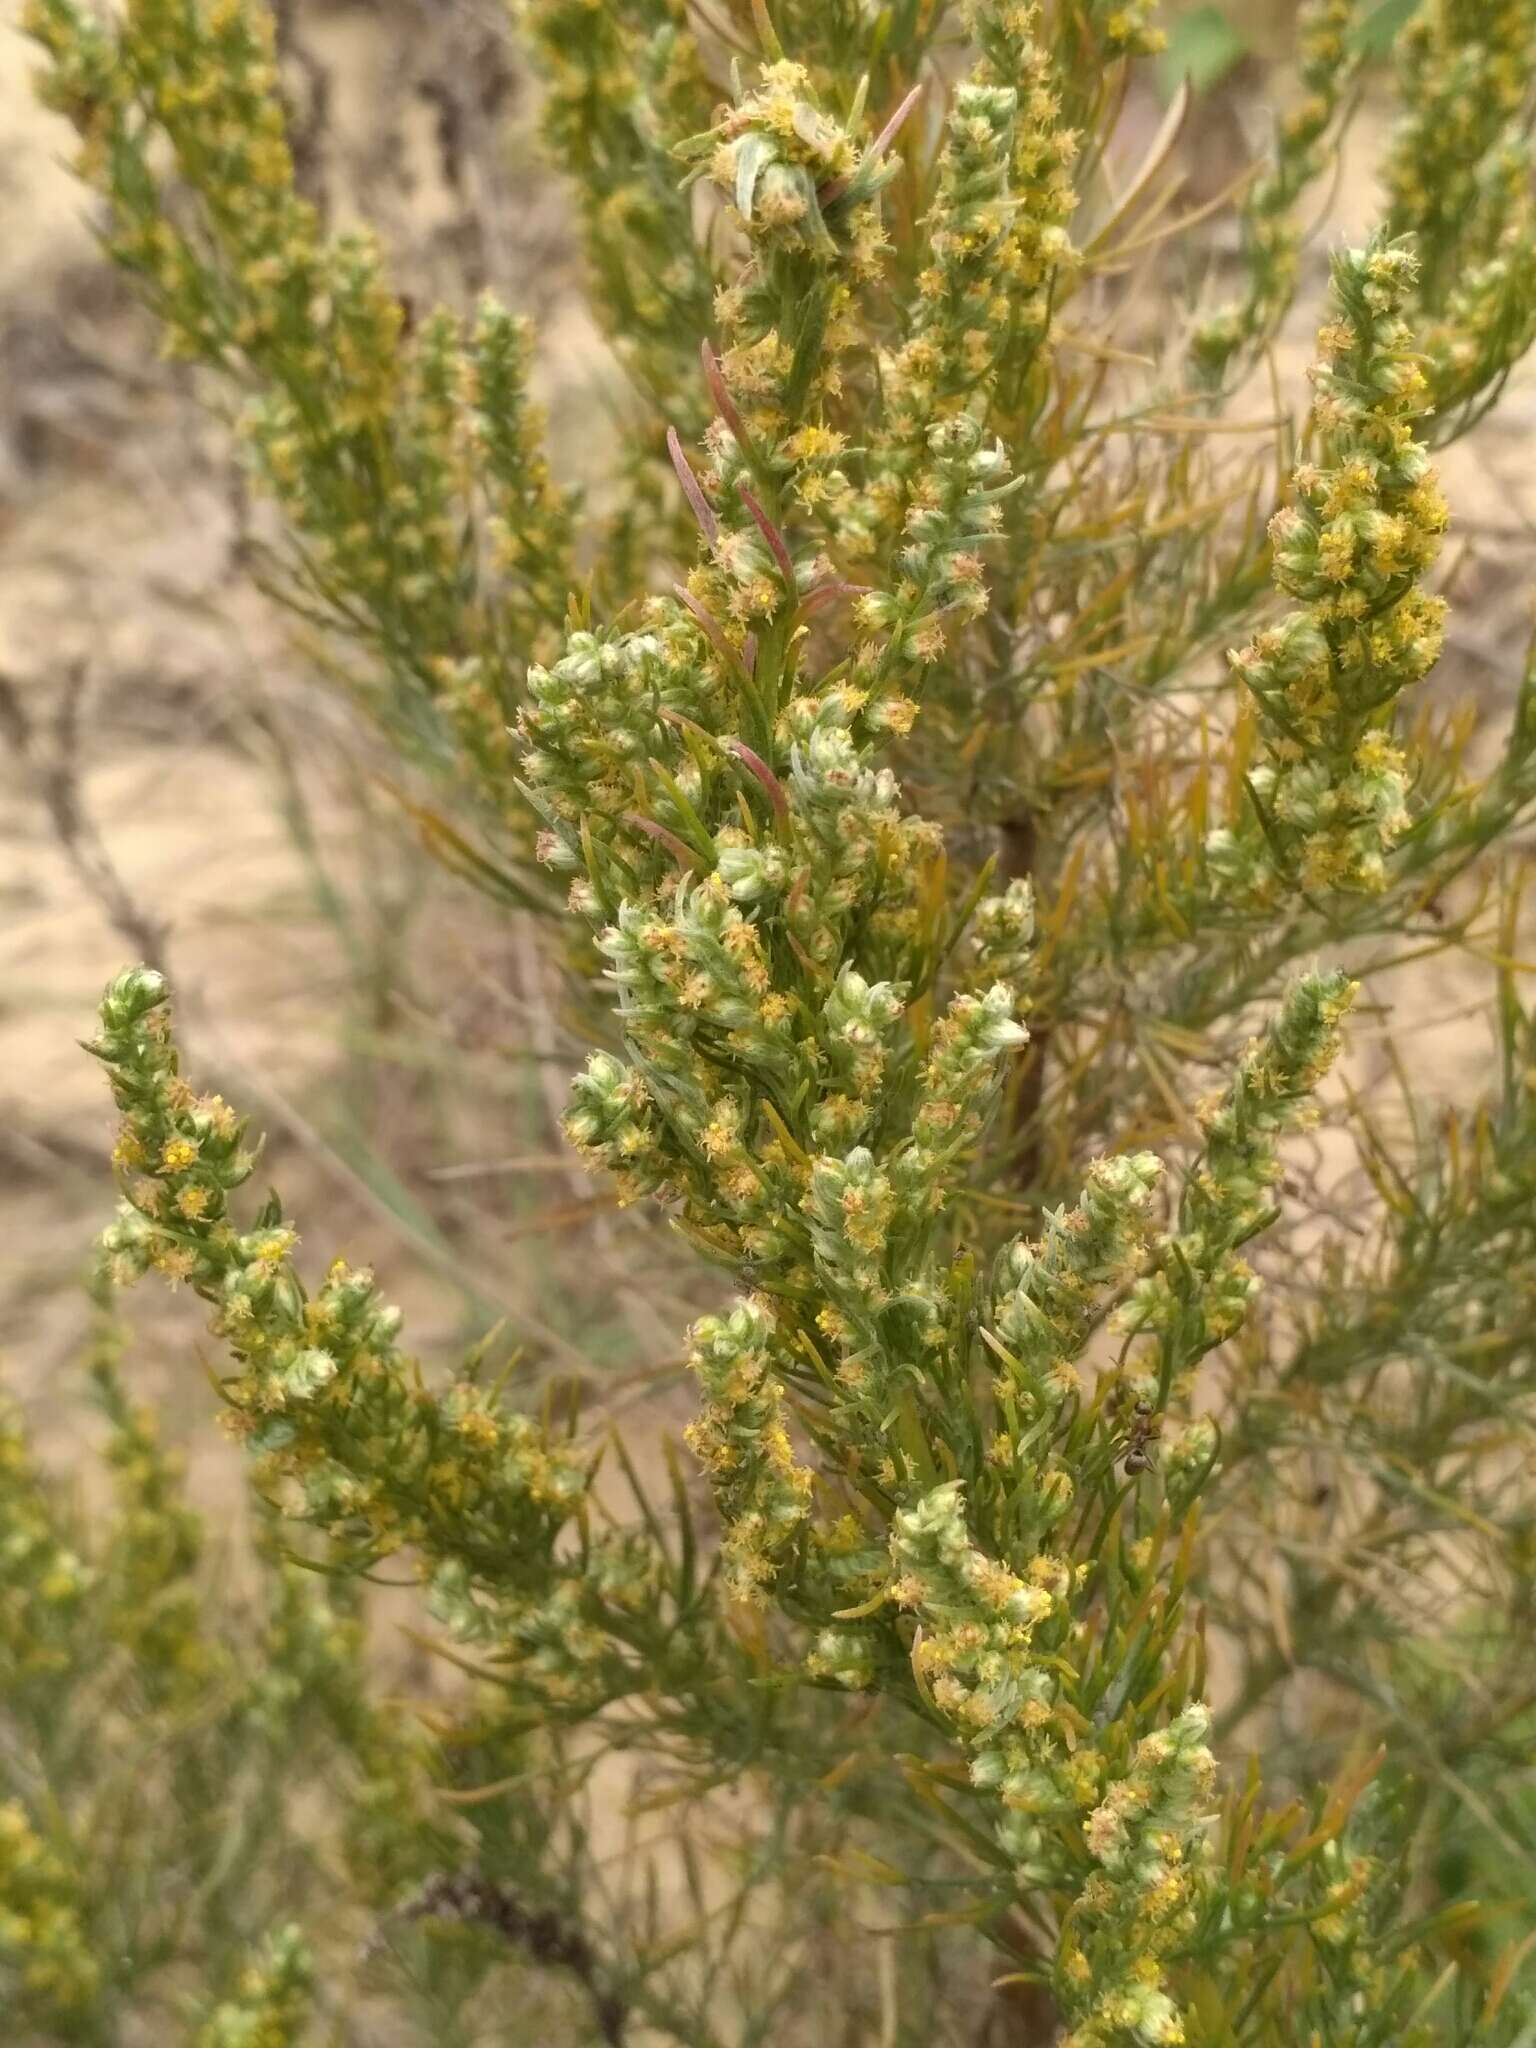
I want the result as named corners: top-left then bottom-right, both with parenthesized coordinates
top-left (1061, 1706), bottom-right (1218, 2048)
top-left (991, 1152), bottom-right (1164, 1417)
top-left (852, 416), bottom-right (1019, 715)
top-left (682, 1302), bottom-right (814, 1602)
top-left (1381, 0), bottom-right (1536, 427)
top-left (887, 1472), bottom-right (1215, 2036)
top-left (804, 1145), bottom-right (936, 1390)
top-left (915, 982), bottom-right (1031, 1151)
top-left (958, 877), bottom-right (1036, 990)
top-left (0, 1800), bottom-right (100, 2026)
top-left (678, 59), bottom-right (888, 607)
top-left (964, 2), bottom-right (1081, 396)
top-left (698, 59), bottom-right (860, 258)
top-left (521, 609), bottom-right (723, 876)
top-left (1214, 239), bottom-right (1449, 895)
top-left (193, 1926), bottom-right (313, 2048)
top-left (0, 1402), bottom-right (94, 1689)
top-left (87, 969), bottom-right (644, 1715)
top-left (26, 0), bottom-right (572, 809)
top-left (521, 0), bottom-right (714, 415)
top-left (1382, 0), bottom-right (1535, 296)
top-left (859, 5), bottom-right (1079, 568)
top-left (891, 1480), bottom-right (1060, 1744)
top-left (91, 1349), bottom-right (210, 1700)
top-left (1192, 0), bottom-right (1359, 382)
top-left (860, 78), bottom-right (1025, 537)
top-left (1124, 970), bottom-right (1356, 1366)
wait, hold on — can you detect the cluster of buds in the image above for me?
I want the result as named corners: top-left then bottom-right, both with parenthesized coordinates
top-left (779, 688), bottom-right (917, 916)
top-left (990, 1151), bottom-right (1164, 1423)
top-left (819, 968), bottom-right (908, 1116)
top-left (888, 1482), bottom-right (1105, 1908)
top-left (1061, 1707), bottom-right (1219, 2048)
top-left (521, 610), bottom-right (727, 886)
top-left (962, 1), bottom-right (1080, 420)
top-left (860, 77), bottom-right (1024, 539)
top-left (829, 1472), bottom-right (1229, 2047)
top-left (1124, 970), bottom-right (1357, 1368)
top-left (571, 880), bottom-right (810, 1254)
top-left (852, 3), bottom-right (1079, 572)
top-left (694, 58), bottom-right (862, 257)
top-left (244, 283), bottom-right (571, 776)
top-left (0, 1801), bottom-right (100, 2026)
top-left (1381, 0), bottom-right (1536, 429)
top-left (90, 1348), bottom-right (211, 1702)
top-left (676, 58), bottom-right (895, 624)
top-left (520, 0), bottom-right (714, 418)
top-left (860, 415), bottom-right (1015, 667)
top-left (914, 982), bottom-right (1031, 1153)
top-left (563, 1050), bottom-right (673, 1209)
top-left (1211, 239), bottom-right (1449, 895)
top-left (805, 1146), bottom-right (922, 1392)
top-left (193, 1925), bottom-right (313, 2048)
top-left (87, 969), bottom-right (633, 1709)
top-left (1080, 1706), bottom-right (1218, 1882)
top-left (682, 1302), bottom-right (814, 1603)
top-left (1192, 0), bottom-right (1358, 382)
top-left (891, 1481), bottom-right (1060, 1742)
top-left (957, 876), bottom-right (1036, 991)
top-left (1381, 0), bottom-right (1536, 302)
top-left (25, 0), bottom-right (572, 808)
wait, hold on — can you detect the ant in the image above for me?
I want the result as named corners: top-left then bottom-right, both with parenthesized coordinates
top-left (1121, 1397), bottom-right (1162, 1476)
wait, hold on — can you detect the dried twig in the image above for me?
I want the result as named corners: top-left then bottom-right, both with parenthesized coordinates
top-left (0, 663), bottom-right (169, 976)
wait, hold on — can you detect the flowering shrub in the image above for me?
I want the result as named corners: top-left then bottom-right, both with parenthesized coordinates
top-left (12, 0), bottom-right (1536, 2039)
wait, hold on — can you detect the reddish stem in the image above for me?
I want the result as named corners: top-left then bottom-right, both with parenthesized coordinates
top-left (724, 737), bottom-right (789, 824)
top-left (623, 811), bottom-right (708, 875)
top-left (658, 705), bottom-right (713, 742)
top-left (673, 582), bottom-right (743, 675)
top-left (819, 81), bottom-right (924, 205)
top-left (797, 579), bottom-right (872, 621)
top-left (736, 480), bottom-right (798, 592)
top-left (700, 340), bottom-right (749, 446)
top-left (666, 425), bottom-right (718, 544)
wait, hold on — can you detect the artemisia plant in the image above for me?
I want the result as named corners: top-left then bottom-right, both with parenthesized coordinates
top-left (10, 0), bottom-right (1536, 2038)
